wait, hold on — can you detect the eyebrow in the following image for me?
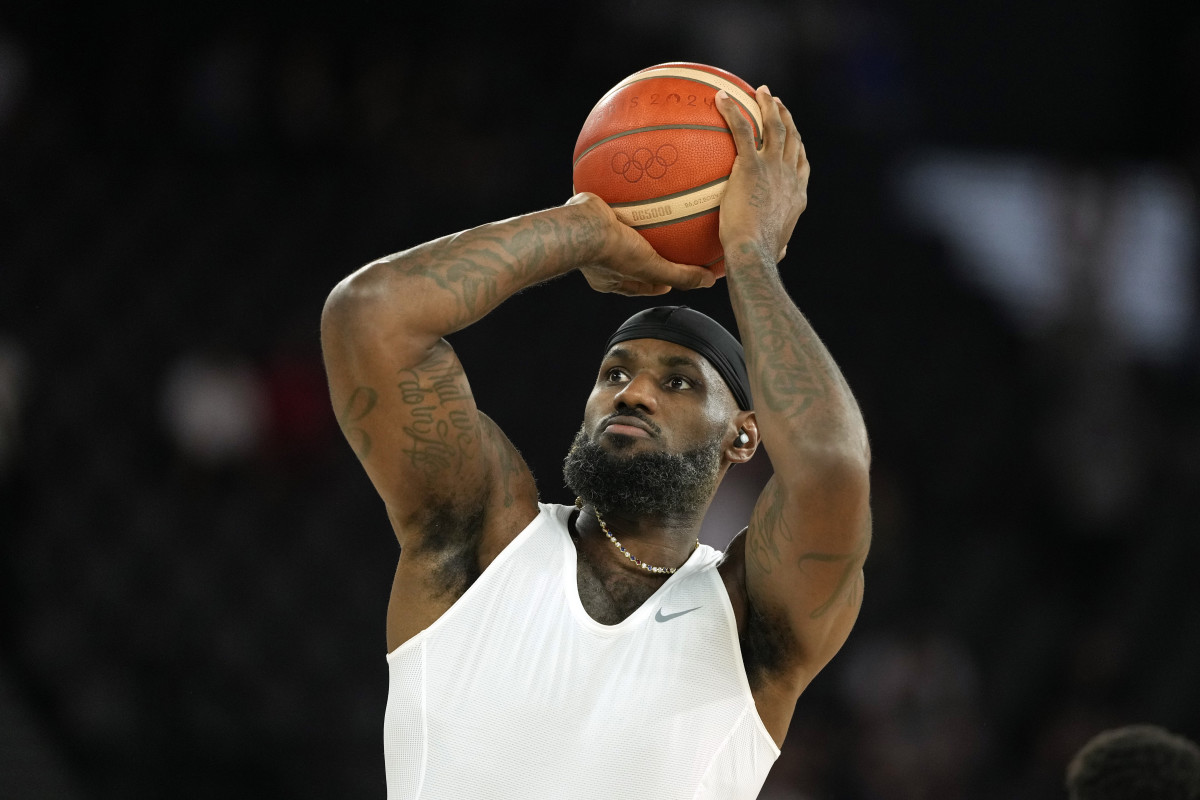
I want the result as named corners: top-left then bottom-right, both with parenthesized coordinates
top-left (659, 354), bottom-right (703, 371)
top-left (605, 347), bottom-right (704, 373)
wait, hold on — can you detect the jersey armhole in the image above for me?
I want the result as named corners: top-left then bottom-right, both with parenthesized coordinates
top-left (386, 503), bottom-right (555, 660)
top-left (713, 571), bottom-right (783, 759)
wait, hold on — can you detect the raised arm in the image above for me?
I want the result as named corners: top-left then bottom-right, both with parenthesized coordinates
top-left (320, 195), bottom-right (715, 550)
top-left (716, 87), bottom-right (872, 692)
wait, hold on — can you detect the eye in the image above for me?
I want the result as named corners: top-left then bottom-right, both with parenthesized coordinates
top-left (666, 375), bottom-right (693, 391)
top-left (605, 367), bottom-right (630, 383)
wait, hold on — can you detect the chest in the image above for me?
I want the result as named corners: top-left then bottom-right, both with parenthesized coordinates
top-left (573, 546), bottom-right (667, 625)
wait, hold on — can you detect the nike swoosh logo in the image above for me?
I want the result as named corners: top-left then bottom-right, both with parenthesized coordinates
top-left (655, 606), bottom-right (702, 623)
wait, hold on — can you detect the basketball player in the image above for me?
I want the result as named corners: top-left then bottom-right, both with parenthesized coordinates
top-left (1067, 724), bottom-right (1200, 799)
top-left (321, 85), bottom-right (870, 798)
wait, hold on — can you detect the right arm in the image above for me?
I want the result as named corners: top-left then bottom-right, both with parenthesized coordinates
top-left (320, 194), bottom-right (715, 551)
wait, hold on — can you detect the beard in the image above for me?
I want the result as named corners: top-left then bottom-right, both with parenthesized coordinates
top-left (562, 425), bottom-right (724, 517)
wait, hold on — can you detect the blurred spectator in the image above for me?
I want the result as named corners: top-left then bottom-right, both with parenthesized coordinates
top-left (160, 353), bottom-right (268, 466)
top-left (838, 628), bottom-right (987, 799)
top-left (1066, 724), bottom-right (1200, 800)
top-left (895, 155), bottom-right (1198, 366)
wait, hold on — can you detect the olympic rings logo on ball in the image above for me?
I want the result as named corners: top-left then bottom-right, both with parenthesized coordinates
top-left (611, 145), bottom-right (678, 182)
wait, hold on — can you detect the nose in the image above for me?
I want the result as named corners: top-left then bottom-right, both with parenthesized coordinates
top-left (613, 371), bottom-right (659, 414)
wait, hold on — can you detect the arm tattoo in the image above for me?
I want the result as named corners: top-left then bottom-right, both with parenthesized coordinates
top-left (730, 244), bottom-right (837, 422)
top-left (338, 386), bottom-right (378, 460)
top-left (479, 415), bottom-right (527, 510)
top-left (797, 532), bottom-right (869, 620)
top-left (749, 480), bottom-right (870, 619)
top-left (748, 479), bottom-right (792, 575)
top-left (387, 212), bottom-right (599, 331)
top-left (396, 350), bottom-right (479, 480)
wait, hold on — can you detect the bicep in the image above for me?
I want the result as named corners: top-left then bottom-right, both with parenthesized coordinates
top-left (745, 470), bottom-right (871, 680)
top-left (324, 331), bottom-right (493, 539)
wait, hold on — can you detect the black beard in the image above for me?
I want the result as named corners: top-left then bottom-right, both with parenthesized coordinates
top-left (562, 425), bottom-right (724, 517)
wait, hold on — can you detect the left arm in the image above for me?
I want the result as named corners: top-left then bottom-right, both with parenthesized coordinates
top-left (717, 87), bottom-right (872, 693)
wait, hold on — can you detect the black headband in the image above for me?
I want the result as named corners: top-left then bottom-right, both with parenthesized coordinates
top-left (604, 306), bottom-right (753, 411)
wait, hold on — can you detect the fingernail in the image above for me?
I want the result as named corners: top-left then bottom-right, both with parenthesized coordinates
top-left (759, 84), bottom-right (771, 95)
top-left (715, 89), bottom-right (729, 100)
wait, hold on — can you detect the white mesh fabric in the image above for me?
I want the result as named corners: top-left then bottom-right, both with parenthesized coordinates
top-left (384, 503), bottom-right (779, 799)
top-left (384, 639), bottom-right (426, 800)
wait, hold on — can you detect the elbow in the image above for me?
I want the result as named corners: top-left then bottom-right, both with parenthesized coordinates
top-left (789, 422), bottom-right (871, 480)
top-left (320, 273), bottom-right (365, 347)
top-left (321, 261), bottom-right (440, 363)
top-left (784, 438), bottom-right (871, 508)
top-left (324, 261), bottom-right (385, 318)
top-left (321, 260), bottom-right (404, 338)
top-left (320, 263), bottom-right (398, 358)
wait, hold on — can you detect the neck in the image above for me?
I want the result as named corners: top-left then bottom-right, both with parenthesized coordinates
top-left (574, 499), bottom-right (703, 574)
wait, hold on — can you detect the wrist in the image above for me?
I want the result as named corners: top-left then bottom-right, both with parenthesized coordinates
top-left (559, 193), bottom-right (617, 267)
top-left (721, 237), bottom-right (775, 272)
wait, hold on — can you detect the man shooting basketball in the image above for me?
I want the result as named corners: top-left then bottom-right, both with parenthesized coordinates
top-left (321, 85), bottom-right (871, 799)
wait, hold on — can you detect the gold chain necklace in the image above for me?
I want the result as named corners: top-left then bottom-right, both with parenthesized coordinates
top-left (575, 497), bottom-right (699, 575)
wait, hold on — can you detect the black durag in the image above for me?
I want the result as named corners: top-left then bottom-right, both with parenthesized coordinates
top-left (604, 306), bottom-right (752, 411)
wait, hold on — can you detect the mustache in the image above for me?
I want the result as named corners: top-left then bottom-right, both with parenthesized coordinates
top-left (600, 409), bottom-right (662, 437)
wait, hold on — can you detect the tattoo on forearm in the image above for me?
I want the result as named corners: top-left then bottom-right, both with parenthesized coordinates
top-left (396, 350), bottom-right (479, 479)
top-left (729, 247), bottom-right (838, 422)
top-left (386, 211), bottom-right (601, 331)
top-left (338, 386), bottom-right (378, 459)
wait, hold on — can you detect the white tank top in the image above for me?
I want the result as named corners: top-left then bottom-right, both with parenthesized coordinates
top-left (384, 502), bottom-right (779, 799)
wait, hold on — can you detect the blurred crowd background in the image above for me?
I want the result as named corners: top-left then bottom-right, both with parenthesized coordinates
top-left (2, 1), bottom-right (1199, 798)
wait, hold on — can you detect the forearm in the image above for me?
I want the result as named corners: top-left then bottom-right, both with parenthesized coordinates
top-left (725, 240), bottom-right (869, 470)
top-left (323, 200), bottom-right (606, 357)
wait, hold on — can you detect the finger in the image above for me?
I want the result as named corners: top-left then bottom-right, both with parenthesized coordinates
top-left (614, 280), bottom-right (672, 296)
top-left (775, 99), bottom-right (803, 167)
top-left (757, 85), bottom-right (787, 156)
top-left (641, 255), bottom-right (718, 289)
top-left (714, 89), bottom-right (758, 157)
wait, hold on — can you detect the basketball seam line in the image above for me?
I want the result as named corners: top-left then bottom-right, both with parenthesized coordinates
top-left (572, 125), bottom-right (733, 167)
top-left (597, 70), bottom-right (761, 127)
top-left (592, 72), bottom-right (763, 142)
top-left (607, 176), bottom-right (728, 207)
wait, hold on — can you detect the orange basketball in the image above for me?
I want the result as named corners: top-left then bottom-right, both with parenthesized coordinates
top-left (572, 62), bottom-right (762, 276)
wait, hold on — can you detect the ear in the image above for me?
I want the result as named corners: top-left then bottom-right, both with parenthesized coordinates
top-left (726, 412), bottom-right (759, 465)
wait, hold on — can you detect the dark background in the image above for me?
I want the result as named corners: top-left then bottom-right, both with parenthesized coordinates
top-left (2, 1), bottom-right (1199, 797)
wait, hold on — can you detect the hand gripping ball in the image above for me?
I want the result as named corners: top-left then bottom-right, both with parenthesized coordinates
top-left (572, 62), bottom-right (762, 276)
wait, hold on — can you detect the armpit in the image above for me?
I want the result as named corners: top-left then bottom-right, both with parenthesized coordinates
top-left (740, 599), bottom-right (799, 692)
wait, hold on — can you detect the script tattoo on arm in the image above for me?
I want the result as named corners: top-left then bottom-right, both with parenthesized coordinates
top-left (338, 386), bottom-right (379, 460)
top-left (730, 242), bottom-right (854, 423)
top-left (387, 214), bottom-right (601, 332)
top-left (396, 349), bottom-right (480, 481)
